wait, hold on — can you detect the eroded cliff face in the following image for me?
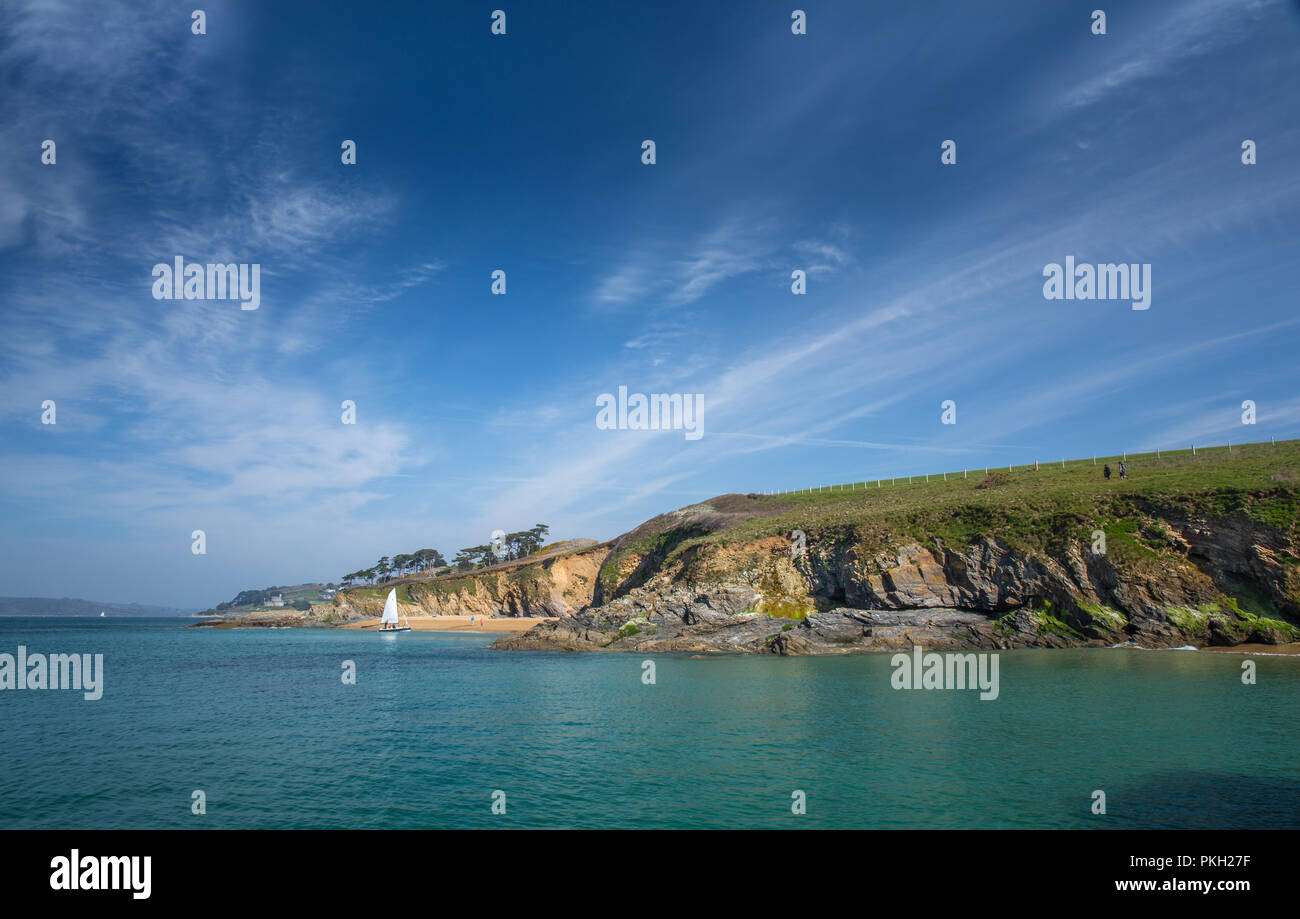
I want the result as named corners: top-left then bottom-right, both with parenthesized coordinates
top-left (329, 544), bottom-right (608, 621)
top-left (497, 498), bottom-right (1300, 655)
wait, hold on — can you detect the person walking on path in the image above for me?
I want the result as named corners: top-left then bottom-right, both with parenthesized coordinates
top-left (1119, 461), bottom-right (1127, 480)
top-left (1104, 464), bottom-right (1111, 480)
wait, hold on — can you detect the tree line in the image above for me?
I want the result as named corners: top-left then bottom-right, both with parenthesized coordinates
top-left (340, 549), bottom-right (447, 587)
top-left (340, 525), bottom-right (550, 586)
top-left (452, 524), bottom-right (549, 571)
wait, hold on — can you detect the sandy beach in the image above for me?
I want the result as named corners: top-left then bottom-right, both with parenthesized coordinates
top-left (341, 615), bottom-right (551, 634)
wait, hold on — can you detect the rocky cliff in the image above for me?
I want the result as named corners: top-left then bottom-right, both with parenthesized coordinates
top-left (327, 542), bottom-right (608, 622)
top-left (497, 449), bottom-right (1300, 654)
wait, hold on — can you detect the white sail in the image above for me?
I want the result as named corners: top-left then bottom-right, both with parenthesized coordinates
top-left (380, 588), bottom-right (400, 625)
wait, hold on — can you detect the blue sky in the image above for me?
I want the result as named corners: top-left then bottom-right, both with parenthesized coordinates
top-left (1, 0), bottom-right (1298, 609)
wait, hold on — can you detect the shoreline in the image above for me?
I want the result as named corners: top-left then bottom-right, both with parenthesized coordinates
top-left (341, 614), bottom-right (552, 634)
top-left (1200, 641), bottom-right (1300, 656)
top-left (193, 612), bottom-right (552, 633)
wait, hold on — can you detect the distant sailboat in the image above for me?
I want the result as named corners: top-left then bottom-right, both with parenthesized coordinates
top-left (378, 588), bottom-right (410, 633)
top-left (99, 611), bottom-right (105, 618)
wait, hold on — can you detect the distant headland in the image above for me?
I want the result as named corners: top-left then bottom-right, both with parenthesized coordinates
top-left (0, 597), bottom-right (195, 618)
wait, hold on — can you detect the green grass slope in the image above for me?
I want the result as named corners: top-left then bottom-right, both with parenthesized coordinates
top-left (600, 439), bottom-right (1300, 601)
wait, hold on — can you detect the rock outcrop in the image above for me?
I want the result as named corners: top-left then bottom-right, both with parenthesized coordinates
top-left (497, 487), bottom-right (1300, 655)
top-left (328, 543), bottom-right (607, 622)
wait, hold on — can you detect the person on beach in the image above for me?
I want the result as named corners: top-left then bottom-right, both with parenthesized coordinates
top-left (1104, 464), bottom-right (1111, 480)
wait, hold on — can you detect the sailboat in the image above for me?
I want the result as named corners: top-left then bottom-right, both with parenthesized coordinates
top-left (378, 588), bottom-right (411, 633)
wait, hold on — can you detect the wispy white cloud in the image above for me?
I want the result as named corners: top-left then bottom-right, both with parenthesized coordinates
top-left (1057, 0), bottom-right (1275, 112)
top-left (794, 239), bottom-right (851, 274)
top-left (1138, 394), bottom-right (1300, 451)
top-left (591, 215), bottom-right (774, 309)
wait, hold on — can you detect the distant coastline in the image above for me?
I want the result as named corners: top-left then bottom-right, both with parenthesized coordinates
top-left (0, 597), bottom-right (195, 618)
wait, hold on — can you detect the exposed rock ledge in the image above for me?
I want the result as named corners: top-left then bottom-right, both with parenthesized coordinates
top-left (495, 496), bottom-right (1300, 655)
top-left (492, 583), bottom-right (1122, 655)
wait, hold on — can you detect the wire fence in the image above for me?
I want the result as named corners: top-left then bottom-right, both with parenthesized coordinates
top-left (764, 435), bottom-right (1292, 497)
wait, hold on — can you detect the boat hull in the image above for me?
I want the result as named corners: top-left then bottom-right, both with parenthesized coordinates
top-left (378, 626), bottom-right (411, 633)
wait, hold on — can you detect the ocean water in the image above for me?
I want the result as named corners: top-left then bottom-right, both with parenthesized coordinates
top-left (0, 617), bottom-right (1296, 829)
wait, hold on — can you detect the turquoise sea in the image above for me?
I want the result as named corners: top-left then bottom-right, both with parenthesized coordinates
top-left (0, 617), bottom-right (1296, 829)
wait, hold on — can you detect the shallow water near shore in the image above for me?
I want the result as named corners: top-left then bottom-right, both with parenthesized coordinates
top-left (1, 617), bottom-right (1296, 829)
